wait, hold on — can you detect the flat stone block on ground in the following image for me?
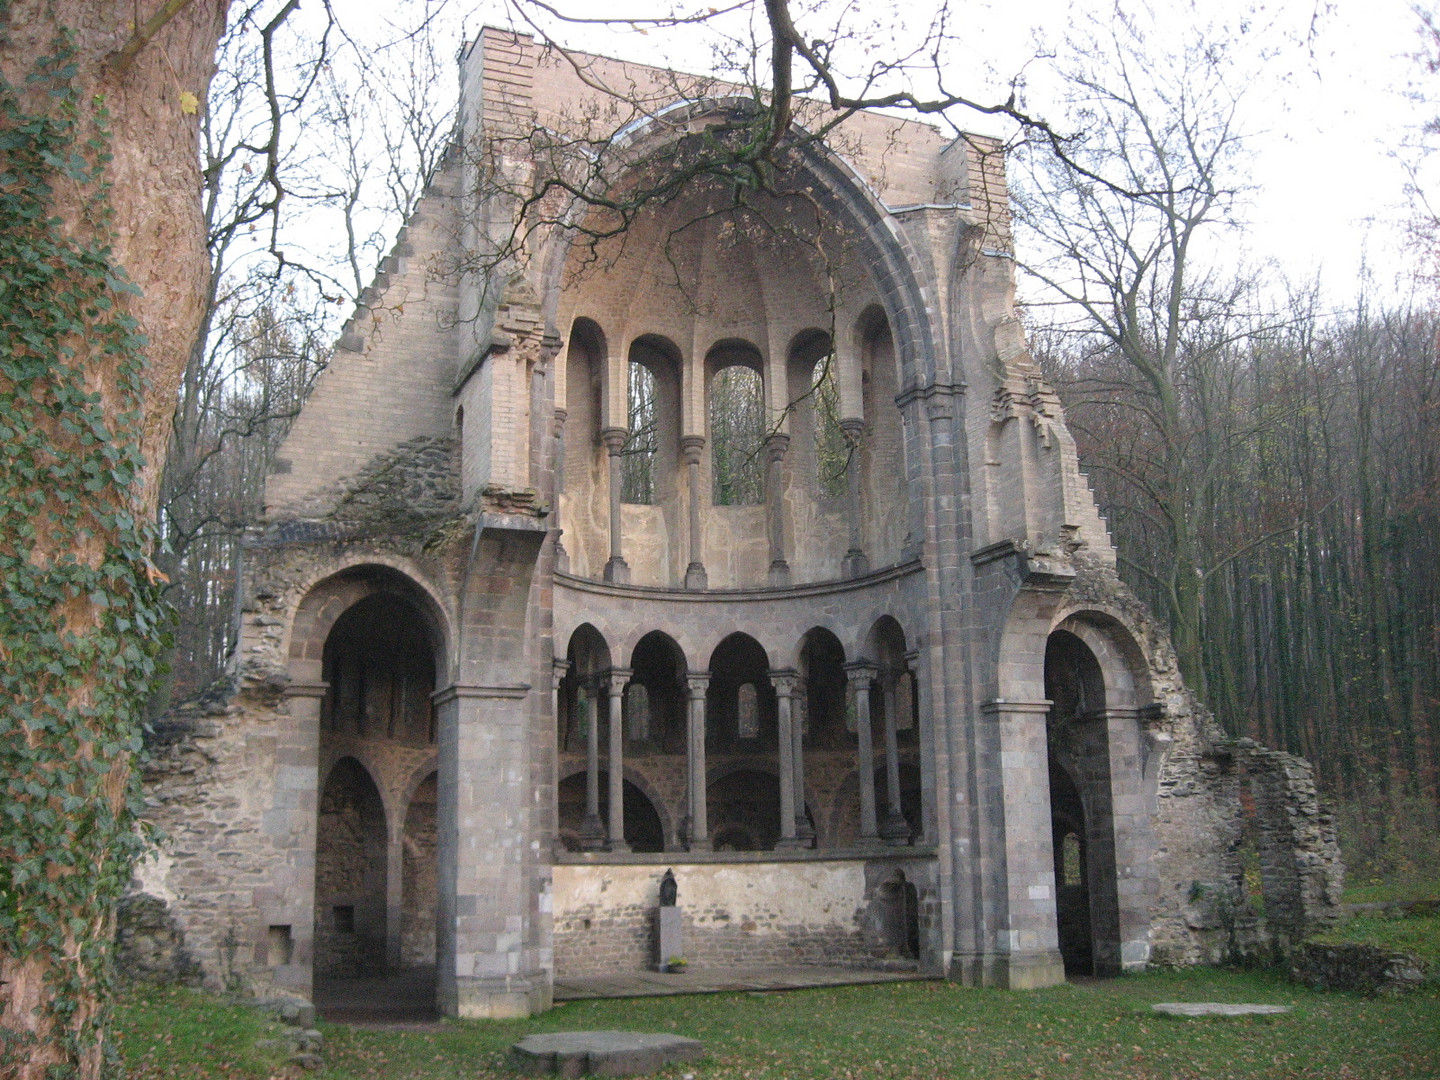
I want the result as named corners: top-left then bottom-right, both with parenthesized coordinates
top-left (1151, 1003), bottom-right (1291, 1018)
top-left (511, 1031), bottom-right (705, 1077)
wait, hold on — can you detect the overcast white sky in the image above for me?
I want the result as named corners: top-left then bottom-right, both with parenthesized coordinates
top-left (345, 0), bottom-right (1433, 309)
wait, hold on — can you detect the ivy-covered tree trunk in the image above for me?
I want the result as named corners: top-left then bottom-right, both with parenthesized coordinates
top-left (0, 2), bottom-right (226, 1077)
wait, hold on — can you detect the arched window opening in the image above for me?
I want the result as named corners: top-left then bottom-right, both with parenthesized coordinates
top-left (625, 683), bottom-right (651, 742)
top-left (736, 682), bottom-right (760, 739)
top-left (1062, 831), bottom-right (1084, 888)
top-left (811, 355), bottom-right (848, 499)
top-left (621, 360), bottom-right (658, 504)
top-left (709, 364), bottom-right (765, 505)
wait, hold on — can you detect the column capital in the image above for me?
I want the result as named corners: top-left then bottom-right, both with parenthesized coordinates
top-left (679, 434), bottom-right (706, 463)
top-left (764, 432), bottom-right (791, 461)
top-left (844, 661), bottom-right (878, 684)
top-left (551, 658), bottom-right (571, 690)
top-left (604, 667), bottom-right (634, 689)
top-left (284, 681), bottom-right (330, 700)
top-left (839, 416), bottom-right (865, 443)
top-left (600, 426), bottom-right (629, 454)
top-left (768, 667), bottom-right (799, 695)
top-left (979, 698), bottom-right (1052, 716)
top-left (685, 671), bottom-right (711, 695)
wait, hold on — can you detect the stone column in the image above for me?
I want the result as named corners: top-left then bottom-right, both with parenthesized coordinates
top-left (840, 418), bottom-right (869, 578)
top-left (979, 698), bottom-right (1066, 990)
top-left (846, 662), bottom-right (879, 842)
top-left (552, 409), bottom-right (569, 573)
top-left (385, 825), bottom-right (405, 970)
top-left (601, 427), bottom-right (630, 583)
top-left (681, 435), bottom-right (707, 589)
top-left (793, 679), bottom-right (813, 843)
top-left (685, 672), bottom-right (711, 851)
top-left (606, 668), bottom-right (631, 853)
top-left (550, 658), bottom-right (571, 843)
top-left (578, 681), bottom-right (605, 850)
top-left (765, 432), bottom-right (791, 587)
top-left (770, 669), bottom-right (800, 847)
top-left (878, 671), bottom-right (911, 844)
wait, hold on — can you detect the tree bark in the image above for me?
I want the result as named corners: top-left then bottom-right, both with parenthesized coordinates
top-left (0, 3), bottom-right (227, 1076)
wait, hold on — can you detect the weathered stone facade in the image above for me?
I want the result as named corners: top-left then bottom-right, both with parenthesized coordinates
top-left (128, 29), bottom-right (1342, 1015)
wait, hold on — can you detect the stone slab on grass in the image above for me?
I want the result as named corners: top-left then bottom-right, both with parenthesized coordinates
top-left (511, 1031), bottom-right (704, 1077)
top-left (1152, 1002), bottom-right (1291, 1018)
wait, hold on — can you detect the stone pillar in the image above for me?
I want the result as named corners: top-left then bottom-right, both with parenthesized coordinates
top-left (434, 682), bottom-right (550, 1018)
top-left (792, 681), bottom-right (813, 843)
top-left (272, 681), bottom-right (327, 998)
top-left (765, 432), bottom-right (791, 587)
top-left (685, 672), bottom-right (711, 851)
top-left (846, 662), bottom-right (879, 842)
top-left (840, 418), bottom-right (869, 578)
top-left (385, 826), bottom-right (405, 969)
top-left (979, 698), bottom-right (1066, 990)
top-left (879, 671), bottom-right (911, 844)
top-left (552, 409), bottom-right (569, 573)
top-left (1106, 707), bottom-right (1158, 971)
top-left (770, 669), bottom-right (800, 847)
top-left (601, 427), bottom-right (629, 583)
top-left (579, 681), bottom-right (605, 850)
top-left (680, 435), bottom-right (707, 589)
top-left (606, 668), bottom-right (631, 853)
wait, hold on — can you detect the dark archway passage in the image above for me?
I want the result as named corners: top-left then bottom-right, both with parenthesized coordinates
top-left (314, 758), bottom-right (388, 978)
top-left (708, 769), bottom-right (782, 851)
top-left (1045, 628), bottom-right (1122, 977)
top-left (557, 773), bottom-right (666, 853)
top-left (1048, 761), bottom-right (1092, 976)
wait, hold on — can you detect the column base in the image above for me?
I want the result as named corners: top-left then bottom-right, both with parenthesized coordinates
top-left (685, 839), bottom-right (712, 853)
top-left (949, 950), bottom-right (1066, 990)
top-left (443, 975), bottom-right (552, 1019)
top-left (603, 557), bottom-right (630, 584)
top-left (579, 814), bottom-right (606, 850)
top-left (684, 562), bottom-right (708, 590)
top-left (773, 836), bottom-right (810, 851)
top-left (768, 560), bottom-right (791, 587)
top-left (607, 841), bottom-right (631, 854)
top-left (879, 810), bottom-right (912, 844)
top-left (842, 549), bottom-right (869, 578)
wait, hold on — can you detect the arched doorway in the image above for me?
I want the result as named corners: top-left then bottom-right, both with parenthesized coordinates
top-left (315, 758), bottom-right (388, 977)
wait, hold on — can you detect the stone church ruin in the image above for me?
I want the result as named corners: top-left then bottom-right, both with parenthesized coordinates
top-left (129, 30), bottom-right (1343, 1016)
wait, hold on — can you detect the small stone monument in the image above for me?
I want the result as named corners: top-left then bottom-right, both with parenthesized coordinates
top-left (655, 869), bottom-right (683, 972)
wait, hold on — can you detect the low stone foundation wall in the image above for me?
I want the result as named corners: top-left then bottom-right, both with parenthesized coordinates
top-left (1290, 942), bottom-right (1430, 996)
top-left (552, 857), bottom-right (938, 976)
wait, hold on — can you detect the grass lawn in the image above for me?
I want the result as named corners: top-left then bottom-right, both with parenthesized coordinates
top-left (117, 969), bottom-right (1440, 1080)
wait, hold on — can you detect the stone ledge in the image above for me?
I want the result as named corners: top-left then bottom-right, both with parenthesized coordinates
top-left (510, 1031), bottom-right (704, 1077)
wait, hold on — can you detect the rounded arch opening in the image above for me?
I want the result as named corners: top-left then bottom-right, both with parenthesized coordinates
top-left (314, 757), bottom-right (388, 979)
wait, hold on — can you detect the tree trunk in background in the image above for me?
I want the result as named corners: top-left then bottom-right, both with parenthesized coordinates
top-left (0, 2), bottom-right (226, 1076)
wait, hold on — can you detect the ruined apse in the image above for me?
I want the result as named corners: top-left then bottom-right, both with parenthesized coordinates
top-left (127, 29), bottom-right (1343, 1017)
